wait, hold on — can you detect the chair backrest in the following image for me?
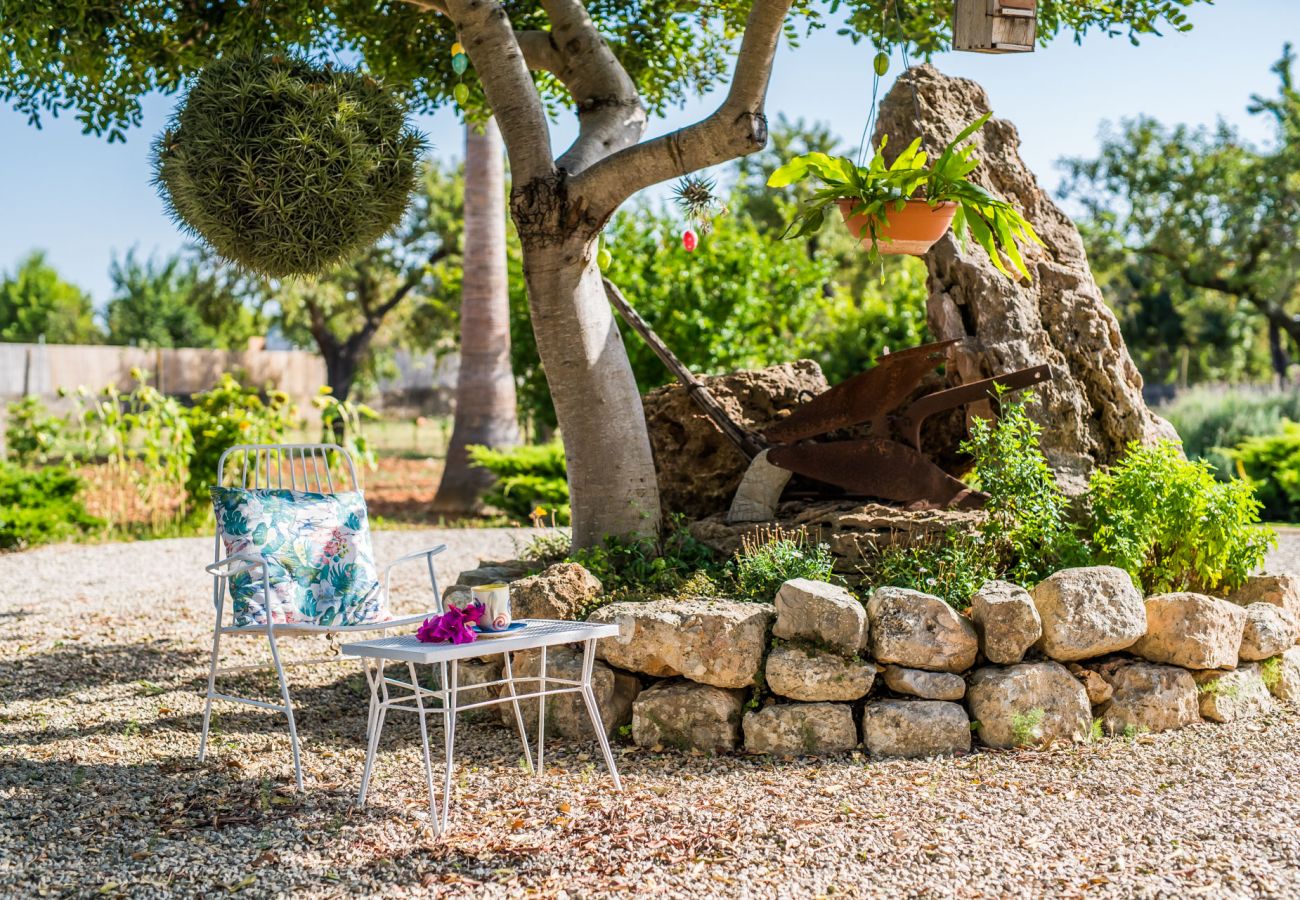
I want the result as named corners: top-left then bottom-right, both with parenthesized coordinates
top-left (215, 443), bottom-right (360, 494)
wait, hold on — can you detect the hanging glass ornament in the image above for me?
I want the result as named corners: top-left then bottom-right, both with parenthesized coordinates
top-left (454, 82), bottom-right (470, 107)
top-left (452, 53), bottom-right (469, 75)
top-left (682, 229), bottom-right (698, 252)
top-left (597, 245), bottom-right (613, 269)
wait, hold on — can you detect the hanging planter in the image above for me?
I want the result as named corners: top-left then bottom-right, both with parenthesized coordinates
top-left (837, 198), bottom-right (957, 256)
top-left (767, 113), bottom-right (1043, 279)
top-left (153, 52), bottom-right (426, 279)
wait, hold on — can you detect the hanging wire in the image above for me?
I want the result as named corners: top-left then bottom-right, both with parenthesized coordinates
top-left (856, 0), bottom-right (928, 165)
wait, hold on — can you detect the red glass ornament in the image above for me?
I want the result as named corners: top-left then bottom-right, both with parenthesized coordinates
top-left (682, 228), bottom-right (698, 252)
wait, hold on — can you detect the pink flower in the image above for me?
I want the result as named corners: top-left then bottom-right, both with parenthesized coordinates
top-left (416, 601), bottom-right (485, 645)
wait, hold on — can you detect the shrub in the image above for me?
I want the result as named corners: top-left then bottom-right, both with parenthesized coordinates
top-left (572, 514), bottom-right (720, 597)
top-left (154, 52), bottom-right (425, 278)
top-left (730, 525), bottom-right (837, 602)
top-left (869, 530), bottom-right (998, 611)
top-left (1159, 386), bottom-right (1300, 477)
top-left (4, 396), bottom-right (63, 466)
top-left (0, 463), bottom-right (100, 549)
top-left (468, 443), bottom-right (570, 525)
top-left (1229, 421), bottom-right (1300, 521)
top-left (184, 374), bottom-right (296, 507)
top-left (1086, 440), bottom-right (1275, 594)
top-left (961, 389), bottom-right (1086, 584)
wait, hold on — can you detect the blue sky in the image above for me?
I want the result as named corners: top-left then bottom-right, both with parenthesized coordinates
top-left (1, 0), bottom-right (1297, 304)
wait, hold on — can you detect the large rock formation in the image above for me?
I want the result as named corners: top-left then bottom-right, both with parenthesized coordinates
top-left (874, 66), bottom-right (1176, 493)
top-left (642, 360), bottom-right (828, 518)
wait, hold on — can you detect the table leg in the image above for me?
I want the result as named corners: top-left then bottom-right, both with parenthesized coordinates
top-left (408, 662), bottom-right (439, 834)
top-left (579, 638), bottom-right (623, 792)
top-left (536, 645), bottom-right (547, 776)
top-left (501, 651), bottom-right (535, 774)
top-left (440, 659), bottom-right (459, 834)
top-left (357, 658), bottom-right (385, 807)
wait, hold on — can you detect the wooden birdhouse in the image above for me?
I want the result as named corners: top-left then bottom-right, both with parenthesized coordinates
top-left (953, 0), bottom-right (1037, 54)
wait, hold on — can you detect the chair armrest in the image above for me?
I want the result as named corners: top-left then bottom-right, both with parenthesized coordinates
top-left (206, 553), bottom-right (267, 579)
top-left (383, 545), bottom-right (448, 611)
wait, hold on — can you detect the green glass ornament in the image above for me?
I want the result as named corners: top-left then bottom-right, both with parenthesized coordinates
top-left (454, 83), bottom-right (470, 106)
top-left (597, 246), bottom-right (612, 269)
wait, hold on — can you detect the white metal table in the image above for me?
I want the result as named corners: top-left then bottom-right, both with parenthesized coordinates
top-left (341, 619), bottom-right (622, 836)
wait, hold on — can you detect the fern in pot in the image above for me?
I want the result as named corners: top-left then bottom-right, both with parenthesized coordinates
top-left (767, 113), bottom-right (1042, 279)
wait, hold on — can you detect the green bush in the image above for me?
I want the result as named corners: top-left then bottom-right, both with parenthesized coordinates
top-left (572, 515), bottom-right (719, 598)
top-left (1087, 440), bottom-right (1274, 594)
top-left (1158, 386), bottom-right (1300, 477)
top-left (961, 389), bottom-right (1086, 584)
top-left (468, 443), bottom-right (570, 525)
top-left (870, 530), bottom-right (998, 611)
top-left (1229, 421), bottom-right (1300, 521)
top-left (4, 396), bottom-right (64, 466)
top-left (0, 463), bottom-right (100, 549)
top-left (730, 525), bottom-right (837, 602)
top-left (184, 374), bottom-right (296, 507)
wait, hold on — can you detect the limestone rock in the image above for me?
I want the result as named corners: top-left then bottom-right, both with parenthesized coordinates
top-left (1130, 593), bottom-right (1246, 670)
top-left (1226, 573), bottom-right (1300, 621)
top-left (1264, 648), bottom-right (1300, 702)
top-left (866, 586), bottom-right (978, 673)
top-left (588, 598), bottom-right (774, 689)
top-left (499, 646), bottom-right (638, 739)
top-left (1030, 566), bottom-right (1146, 661)
top-left (765, 644), bottom-right (876, 702)
top-left (742, 703), bottom-right (858, 756)
top-left (969, 580), bottom-right (1042, 665)
top-left (631, 680), bottom-right (745, 753)
top-left (1097, 661), bottom-right (1200, 735)
top-left (772, 578), bottom-right (867, 655)
top-left (861, 700), bottom-right (971, 759)
top-left (875, 67), bottom-right (1175, 495)
top-left (454, 561), bottom-right (536, 587)
top-left (967, 662), bottom-right (1091, 748)
top-left (643, 360), bottom-right (829, 519)
top-left (1067, 663), bottom-right (1114, 706)
top-left (1193, 664), bottom-right (1274, 723)
top-left (1239, 603), bottom-right (1300, 661)
top-left (509, 563), bottom-right (602, 621)
top-left (880, 665), bottom-right (966, 701)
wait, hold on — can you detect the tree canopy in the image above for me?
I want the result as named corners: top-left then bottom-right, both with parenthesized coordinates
top-left (0, 251), bottom-right (101, 344)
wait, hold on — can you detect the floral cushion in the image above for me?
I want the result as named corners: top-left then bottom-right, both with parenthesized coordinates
top-left (211, 487), bottom-right (386, 628)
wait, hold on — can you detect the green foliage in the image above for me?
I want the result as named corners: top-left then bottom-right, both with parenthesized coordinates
top-left (1087, 441), bottom-right (1275, 594)
top-left (962, 390), bottom-right (1086, 583)
top-left (1010, 707), bottom-right (1046, 747)
top-left (184, 374), bottom-right (296, 507)
top-left (105, 247), bottom-right (266, 349)
top-left (314, 388), bottom-right (380, 469)
top-left (0, 462), bottom-right (100, 550)
top-left (1160, 387), bottom-right (1300, 478)
top-left (1062, 46), bottom-right (1300, 383)
top-left (468, 443), bottom-right (570, 525)
top-left (4, 396), bottom-right (64, 466)
top-left (519, 530), bottom-right (572, 565)
top-left (571, 514), bottom-right (719, 597)
top-left (870, 530), bottom-right (998, 611)
top-left (1260, 656), bottom-right (1283, 691)
top-left (1229, 421), bottom-right (1300, 521)
top-left (730, 525), bottom-right (837, 602)
top-left (768, 115), bottom-right (1042, 279)
top-left (154, 52), bottom-right (426, 278)
top-left (0, 251), bottom-right (101, 344)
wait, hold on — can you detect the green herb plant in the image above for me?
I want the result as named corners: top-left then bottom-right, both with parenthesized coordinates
top-left (767, 113), bottom-right (1043, 279)
top-left (870, 530), bottom-right (997, 611)
top-left (4, 395), bottom-right (64, 466)
top-left (730, 524), bottom-right (837, 602)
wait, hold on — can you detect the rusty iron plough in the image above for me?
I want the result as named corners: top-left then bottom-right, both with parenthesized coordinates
top-left (604, 279), bottom-right (1052, 514)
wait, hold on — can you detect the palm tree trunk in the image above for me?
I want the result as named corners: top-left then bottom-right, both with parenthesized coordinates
top-left (432, 118), bottom-right (520, 516)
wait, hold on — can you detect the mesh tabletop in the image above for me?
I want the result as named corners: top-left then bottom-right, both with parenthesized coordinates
top-left (340, 619), bottom-right (619, 664)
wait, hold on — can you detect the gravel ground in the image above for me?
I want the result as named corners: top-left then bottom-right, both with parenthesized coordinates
top-left (4, 531), bottom-right (1300, 899)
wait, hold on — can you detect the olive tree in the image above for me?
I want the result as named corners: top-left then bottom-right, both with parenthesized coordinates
top-left (1, 0), bottom-right (1206, 546)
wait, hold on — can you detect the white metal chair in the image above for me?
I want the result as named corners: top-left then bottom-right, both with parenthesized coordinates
top-left (199, 443), bottom-right (446, 790)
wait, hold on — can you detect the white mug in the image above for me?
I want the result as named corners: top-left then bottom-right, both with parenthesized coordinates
top-left (472, 583), bottom-right (512, 632)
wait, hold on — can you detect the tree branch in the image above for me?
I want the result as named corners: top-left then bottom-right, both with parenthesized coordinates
top-left (375, 246), bottom-right (453, 320)
top-left (444, 0), bottom-right (555, 184)
top-left (538, 0), bottom-right (646, 175)
top-left (570, 0), bottom-right (794, 217)
top-left (399, 0), bottom-right (450, 15)
top-left (516, 30), bottom-right (563, 73)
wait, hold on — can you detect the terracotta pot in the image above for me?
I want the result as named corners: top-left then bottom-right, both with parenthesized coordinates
top-left (838, 198), bottom-right (958, 256)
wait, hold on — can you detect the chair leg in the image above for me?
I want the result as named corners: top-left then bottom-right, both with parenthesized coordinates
top-left (198, 624), bottom-right (223, 762)
top-left (501, 651), bottom-right (535, 774)
top-left (266, 627), bottom-right (304, 791)
top-left (579, 639), bottom-right (623, 792)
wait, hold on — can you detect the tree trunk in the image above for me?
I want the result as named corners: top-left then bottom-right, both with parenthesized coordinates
top-left (522, 238), bottom-right (660, 546)
top-left (433, 119), bottom-right (521, 516)
top-left (1268, 316), bottom-right (1290, 384)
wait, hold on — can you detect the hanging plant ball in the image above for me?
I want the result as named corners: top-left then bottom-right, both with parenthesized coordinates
top-left (153, 52), bottom-right (426, 279)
